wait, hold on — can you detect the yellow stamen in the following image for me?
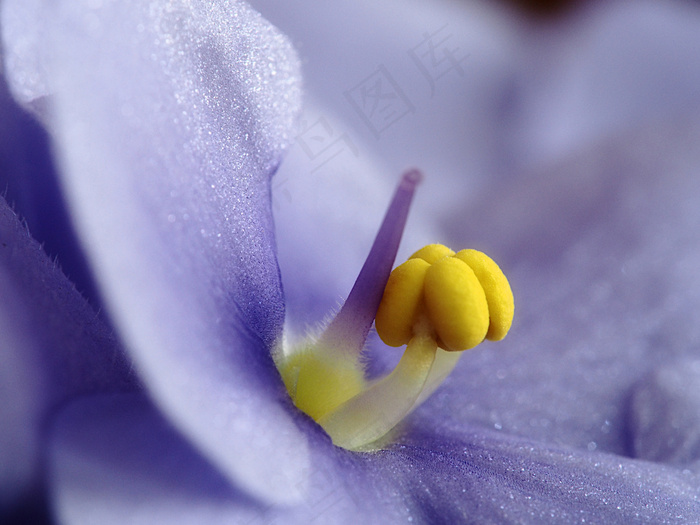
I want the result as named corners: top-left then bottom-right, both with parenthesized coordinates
top-left (277, 214), bottom-right (514, 449)
top-left (318, 330), bottom-right (438, 450)
top-left (374, 258), bottom-right (431, 347)
top-left (454, 249), bottom-right (514, 341)
top-left (424, 255), bottom-right (489, 351)
top-left (278, 347), bottom-right (366, 421)
top-left (377, 245), bottom-right (514, 351)
top-left (409, 243), bottom-right (456, 264)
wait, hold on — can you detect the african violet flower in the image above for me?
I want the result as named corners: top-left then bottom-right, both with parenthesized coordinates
top-left (2, 0), bottom-right (700, 523)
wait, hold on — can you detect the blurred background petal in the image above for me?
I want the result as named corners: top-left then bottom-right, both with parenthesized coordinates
top-left (0, 195), bottom-right (134, 520)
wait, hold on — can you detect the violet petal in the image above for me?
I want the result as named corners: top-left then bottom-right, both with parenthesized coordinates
top-left (3, 0), bottom-right (308, 504)
top-left (49, 395), bottom-right (700, 524)
top-left (0, 195), bottom-right (134, 512)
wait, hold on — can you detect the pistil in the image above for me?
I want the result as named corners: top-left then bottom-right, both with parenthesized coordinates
top-left (315, 169), bottom-right (422, 358)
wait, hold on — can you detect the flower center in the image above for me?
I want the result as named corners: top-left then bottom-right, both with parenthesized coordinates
top-left (275, 170), bottom-right (514, 450)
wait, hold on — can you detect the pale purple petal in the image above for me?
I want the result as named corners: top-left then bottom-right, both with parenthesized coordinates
top-left (250, 0), bottom-right (518, 204)
top-left (0, 77), bottom-right (102, 305)
top-left (50, 395), bottom-right (256, 525)
top-left (0, 195), bottom-right (133, 514)
top-left (50, 396), bottom-right (700, 524)
top-left (370, 430), bottom-right (700, 524)
top-left (49, 395), bottom-right (371, 525)
top-left (509, 0), bottom-right (700, 170)
top-left (631, 359), bottom-right (700, 467)
top-left (3, 0), bottom-right (308, 504)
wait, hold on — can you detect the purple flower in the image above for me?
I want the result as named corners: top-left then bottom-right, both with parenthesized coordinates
top-left (2, 0), bottom-right (700, 523)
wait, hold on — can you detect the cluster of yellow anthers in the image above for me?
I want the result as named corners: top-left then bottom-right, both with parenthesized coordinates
top-left (277, 243), bottom-right (513, 451)
top-left (276, 170), bottom-right (514, 451)
top-left (377, 244), bottom-right (513, 352)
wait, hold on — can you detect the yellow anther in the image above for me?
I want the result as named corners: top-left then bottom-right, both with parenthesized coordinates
top-left (376, 244), bottom-right (513, 352)
top-left (424, 256), bottom-right (489, 351)
top-left (375, 258), bottom-right (431, 347)
top-left (409, 244), bottom-right (455, 264)
top-left (454, 249), bottom-right (514, 341)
